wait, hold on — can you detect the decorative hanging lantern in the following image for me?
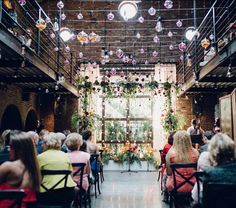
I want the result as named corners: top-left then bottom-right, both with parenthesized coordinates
top-left (152, 50), bottom-right (158, 57)
top-left (18, 0), bottom-right (26, 6)
top-left (109, 50), bottom-right (113, 56)
top-left (77, 13), bottom-right (83, 20)
top-left (57, 1), bottom-right (64, 9)
top-left (148, 6), bottom-right (156, 16)
top-left (107, 12), bottom-right (115, 21)
top-left (168, 31), bottom-right (173, 37)
top-left (140, 48), bottom-right (144, 54)
top-left (65, 45), bottom-right (70, 53)
top-left (169, 44), bottom-right (174, 50)
top-left (155, 18), bottom-right (163, 32)
top-left (136, 32), bottom-right (141, 39)
top-left (178, 42), bottom-right (187, 52)
top-left (53, 20), bottom-right (59, 31)
top-left (45, 17), bottom-right (51, 23)
top-left (116, 49), bottom-right (124, 58)
top-left (35, 18), bottom-right (46, 31)
top-left (89, 32), bottom-right (97, 43)
top-left (138, 16), bottom-right (145, 23)
top-left (209, 33), bottom-right (214, 41)
top-left (164, 0), bottom-right (173, 9)
top-left (77, 31), bottom-right (88, 44)
top-left (153, 35), bottom-right (160, 43)
top-left (50, 33), bottom-right (56, 39)
top-left (201, 38), bottom-right (210, 49)
top-left (176, 19), bottom-right (183, 27)
top-left (54, 47), bottom-right (59, 52)
top-left (61, 13), bottom-right (66, 21)
top-left (78, 52), bottom-right (83, 58)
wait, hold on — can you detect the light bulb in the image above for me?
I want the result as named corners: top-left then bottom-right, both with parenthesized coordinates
top-left (155, 20), bottom-right (163, 32)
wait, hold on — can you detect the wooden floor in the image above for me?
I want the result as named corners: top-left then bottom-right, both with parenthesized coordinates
top-left (90, 171), bottom-right (169, 208)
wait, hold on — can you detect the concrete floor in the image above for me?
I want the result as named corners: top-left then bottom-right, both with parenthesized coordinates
top-left (91, 171), bottom-right (169, 208)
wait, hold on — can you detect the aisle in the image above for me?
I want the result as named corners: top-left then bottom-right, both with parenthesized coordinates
top-left (91, 171), bottom-right (168, 208)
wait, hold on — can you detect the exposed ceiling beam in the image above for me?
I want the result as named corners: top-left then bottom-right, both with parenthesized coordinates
top-left (0, 76), bottom-right (54, 83)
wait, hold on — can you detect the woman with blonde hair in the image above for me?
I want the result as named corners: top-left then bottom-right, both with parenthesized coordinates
top-left (166, 130), bottom-right (199, 192)
top-left (0, 130), bottom-right (41, 207)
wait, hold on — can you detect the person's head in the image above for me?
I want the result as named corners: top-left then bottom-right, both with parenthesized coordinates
top-left (191, 119), bottom-right (197, 127)
top-left (168, 132), bottom-right (175, 145)
top-left (0, 129), bottom-right (11, 150)
top-left (27, 131), bottom-right (39, 145)
top-left (65, 133), bottom-right (83, 151)
top-left (213, 126), bottom-right (221, 134)
top-left (38, 129), bottom-right (49, 140)
top-left (208, 133), bottom-right (235, 166)
top-left (9, 131), bottom-right (41, 191)
top-left (56, 132), bottom-right (66, 144)
top-left (43, 132), bottom-right (61, 150)
top-left (202, 131), bottom-right (213, 144)
top-left (82, 130), bottom-right (92, 141)
top-left (172, 130), bottom-right (193, 162)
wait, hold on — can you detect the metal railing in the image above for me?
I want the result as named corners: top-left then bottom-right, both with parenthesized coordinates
top-left (176, 0), bottom-right (236, 85)
top-left (0, 0), bottom-right (78, 85)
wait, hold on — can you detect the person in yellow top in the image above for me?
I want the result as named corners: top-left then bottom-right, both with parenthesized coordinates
top-left (37, 132), bottom-right (76, 205)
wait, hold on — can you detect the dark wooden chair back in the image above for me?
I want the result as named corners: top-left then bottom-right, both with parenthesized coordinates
top-left (203, 182), bottom-right (236, 208)
top-left (0, 189), bottom-right (25, 208)
top-left (71, 163), bottom-right (86, 190)
top-left (40, 169), bottom-right (71, 191)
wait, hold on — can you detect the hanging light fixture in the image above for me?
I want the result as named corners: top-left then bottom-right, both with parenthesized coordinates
top-left (138, 16), bottom-right (144, 23)
top-left (148, 6), bottom-right (156, 16)
top-left (164, 0), bottom-right (173, 9)
top-left (176, 19), bottom-right (183, 27)
top-left (57, 1), bottom-right (64, 9)
top-left (118, 1), bottom-right (138, 21)
top-left (185, 26), bottom-right (199, 41)
top-left (107, 12), bottom-right (115, 21)
top-left (155, 17), bottom-right (163, 33)
top-left (60, 27), bottom-right (72, 42)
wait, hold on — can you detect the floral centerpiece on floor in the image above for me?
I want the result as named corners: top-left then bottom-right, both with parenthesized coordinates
top-left (141, 145), bottom-right (157, 166)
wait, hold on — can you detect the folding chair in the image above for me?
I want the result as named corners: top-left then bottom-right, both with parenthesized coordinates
top-left (169, 163), bottom-right (197, 208)
top-left (99, 149), bottom-right (105, 183)
top-left (90, 154), bottom-right (101, 198)
top-left (202, 182), bottom-right (236, 208)
top-left (38, 170), bottom-right (74, 208)
top-left (72, 163), bottom-right (90, 208)
top-left (0, 189), bottom-right (25, 208)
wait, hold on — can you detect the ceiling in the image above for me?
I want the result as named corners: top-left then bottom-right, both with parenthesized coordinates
top-left (39, 0), bottom-right (214, 66)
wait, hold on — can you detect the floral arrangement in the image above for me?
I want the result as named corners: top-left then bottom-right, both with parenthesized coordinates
top-left (71, 111), bottom-right (100, 133)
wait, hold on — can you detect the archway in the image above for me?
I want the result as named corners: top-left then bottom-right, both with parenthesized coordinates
top-left (25, 110), bottom-right (38, 131)
top-left (1, 105), bottom-right (22, 131)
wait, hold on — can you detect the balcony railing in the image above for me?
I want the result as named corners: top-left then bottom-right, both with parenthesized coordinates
top-left (177, 0), bottom-right (236, 85)
top-left (0, 0), bottom-right (78, 85)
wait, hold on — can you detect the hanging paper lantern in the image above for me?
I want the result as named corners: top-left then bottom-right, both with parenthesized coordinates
top-left (53, 21), bottom-right (59, 31)
top-left (45, 17), bottom-right (51, 23)
top-left (54, 47), bottom-right (59, 52)
top-left (78, 52), bottom-right (83, 58)
top-left (201, 38), bottom-right (210, 49)
top-left (65, 45), bottom-right (70, 53)
top-left (140, 48), bottom-right (144, 54)
top-left (116, 49), bottom-right (124, 58)
top-left (77, 31), bottom-right (88, 44)
top-left (178, 42), bottom-right (187, 52)
top-left (145, 60), bottom-right (149, 65)
top-left (109, 50), bottom-right (113, 56)
top-left (153, 35), bottom-right (160, 43)
top-left (18, 0), bottom-right (26, 6)
top-left (61, 13), bottom-right (66, 21)
top-left (136, 32), bottom-right (141, 39)
top-left (57, 1), bottom-right (64, 9)
top-left (50, 33), bottom-right (56, 39)
top-left (35, 18), bottom-right (46, 30)
top-left (148, 6), bottom-right (156, 16)
top-left (64, 59), bottom-right (69, 65)
top-left (107, 12), bottom-right (115, 21)
top-left (77, 13), bottom-right (83, 20)
top-left (110, 68), bottom-right (116, 75)
top-left (168, 31), bottom-right (173, 37)
top-left (169, 44), bottom-right (174, 50)
top-left (176, 19), bottom-right (183, 27)
top-left (155, 20), bottom-right (163, 32)
top-left (209, 33), bottom-right (214, 40)
top-left (89, 32), bottom-right (97, 43)
top-left (138, 16), bottom-right (144, 23)
top-left (164, 0), bottom-right (173, 9)
top-left (152, 51), bottom-right (158, 57)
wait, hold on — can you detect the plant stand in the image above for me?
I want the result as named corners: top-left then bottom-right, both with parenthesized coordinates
top-left (121, 155), bottom-right (138, 173)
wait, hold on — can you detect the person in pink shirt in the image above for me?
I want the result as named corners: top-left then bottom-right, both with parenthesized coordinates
top-left (65, 133), bottom-right (90, 191)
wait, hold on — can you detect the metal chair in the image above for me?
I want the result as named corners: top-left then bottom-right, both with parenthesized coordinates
top-left (90, 153), bottom-right (101, 198)
top-left (0, 189), bottom-right (25, 208)
top-left (169, 163), bottom-right (197, 208)
top-left (99, 149), bottom-right (105, 183)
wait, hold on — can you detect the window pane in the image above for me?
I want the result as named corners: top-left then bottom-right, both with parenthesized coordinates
top-left (129, 120), bottom-right (152, 142)
top-left (129, 98), bottom-right (152, 118)
top-left (105, 120), bottom-right (127, 142)
top-left (105, 98), bottom-right (127, 118)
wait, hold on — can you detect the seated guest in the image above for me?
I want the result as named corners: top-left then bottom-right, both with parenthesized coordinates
top-left (0, 129), bottom-right (11, 164)
top-left (162, 132), bottom-right (175, 160)
top-left (0, 131), bottom-right (41, 208)
top-left (82, 130), bottom-right (99, 154)
top-left (37, 132), bottom-right (76, 205)
top-left (65, 133), bottom-right (90, 192)
top-left (56, 132), bottom-right (68, 153)
top-left (191, 133), bottom-right (235, 204)
top-left (199, 131), bottom-right (213, 154)
top-left (187, 119), bottom-right (198, 135)
top-left (166, 130), bottom-right (199, 192)
top-left (37, 129), bottom-right (49, 154)
top-left (27, 131), bottom-right (39, 146)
